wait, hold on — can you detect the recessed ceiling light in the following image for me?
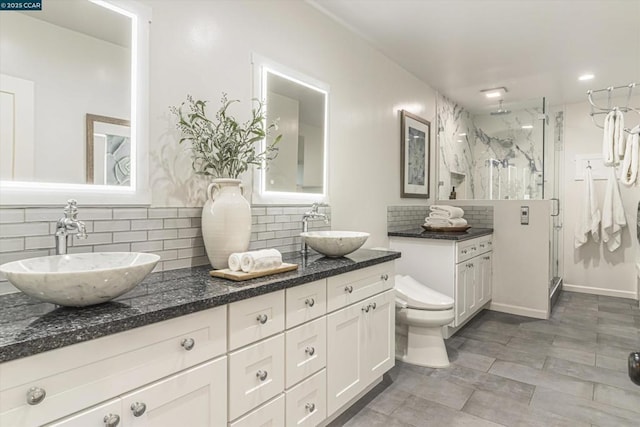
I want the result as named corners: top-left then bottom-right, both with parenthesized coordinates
top-left (459, 133), bottom-right (467, 136)
top-left (579, 74), bottom-right (595, 81)
top-left (521, 125), bottom-right (533, 129)
top-left (485, 91), bottom-right (502, 99)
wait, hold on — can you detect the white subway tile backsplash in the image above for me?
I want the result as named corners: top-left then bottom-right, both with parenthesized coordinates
top-left (113, 208), bottom-right (148, 220)
top-left (131, 240), bottom-right (164, 252)
top-left (0, 238), bottom-right (24, 253)
top-left (148, 208), bottom-right (178, 219)
top-left (94, 220), bottom-right (131, 232)
top-left (148, 229), bottom-right (178, 240)
top-left (113, 231), bottom-right (148, 243)
top-left (163, 218), bottom-right (191, 229)
top-left (0, 204), bottom-right (331, 286)
top-left (0, 209), bottom-right (24, 223)
top-left (131, 219), bottom-right (164, 231)
top-left (2, 222), bottom-right (50, 237)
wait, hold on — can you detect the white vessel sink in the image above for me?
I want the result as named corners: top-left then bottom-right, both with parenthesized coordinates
top-left (300, 231), bottom-right (370, 257)
top-left (0, 252), bottom-right (160, 307)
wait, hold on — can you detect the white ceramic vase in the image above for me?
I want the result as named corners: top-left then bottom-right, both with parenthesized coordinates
top-left (201, 178), bottom-right (251, 269)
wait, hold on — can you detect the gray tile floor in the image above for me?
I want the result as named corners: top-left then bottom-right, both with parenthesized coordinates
top-left (334, 291), bottom-right (640, 427)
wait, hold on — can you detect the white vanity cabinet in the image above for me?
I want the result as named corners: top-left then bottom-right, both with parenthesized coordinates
top-left (390, 234), bottom-right (493, 337)
top-left (0, 306), bottom-right (228, 427)
top-left (0, 260), bottom-right (397, 427)
top-left (326, 264), bottom-right (395, 415)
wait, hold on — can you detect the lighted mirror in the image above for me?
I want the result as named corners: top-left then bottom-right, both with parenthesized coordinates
top-left (0, 0), bottom-right (150, 205)
top-left (252, 55), bottom-right (329, 204)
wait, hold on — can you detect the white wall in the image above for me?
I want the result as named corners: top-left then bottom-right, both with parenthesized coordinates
top-left (0, 13), bottom-right (130, 184)
top-left (562, 96), bottom-right (640, 299)
top-left (440, 199), bottom-right (551, 318)
top-left (144, 0), bottom-right (437, 249)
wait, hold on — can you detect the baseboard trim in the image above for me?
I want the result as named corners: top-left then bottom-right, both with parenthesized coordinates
top-left (563, 283), bottom-right (638, 300)
top-left (489, 302), bottom-right (548, 319)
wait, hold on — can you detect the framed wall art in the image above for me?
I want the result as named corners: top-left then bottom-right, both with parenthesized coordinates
top-left (400, 110), bottom-right (430, 198)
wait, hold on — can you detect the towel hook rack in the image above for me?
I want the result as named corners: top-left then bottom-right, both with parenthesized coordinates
top-left (587, 82), bottom-right (638, 133)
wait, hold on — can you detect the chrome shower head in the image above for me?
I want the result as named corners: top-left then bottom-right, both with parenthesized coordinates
top-left (490, 100), bottom-right (511, 115)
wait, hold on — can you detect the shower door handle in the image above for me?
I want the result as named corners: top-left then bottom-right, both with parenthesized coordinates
top-left (629, 352), bottom-right (640, 386)
top-left (551, 198), bottom-right (560, 216)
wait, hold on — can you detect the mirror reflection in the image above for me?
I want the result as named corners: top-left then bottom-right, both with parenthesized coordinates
top-left (0, 0), bottom-right (132, 185)
top-left (264, 70), bottom-right (326, 194)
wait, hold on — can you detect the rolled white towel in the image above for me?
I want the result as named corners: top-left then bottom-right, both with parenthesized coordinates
top-left (429, 205), bottom-right (464, 219)
top-left (228, 252), bottom-right (250, 272)
top-left (424, 217), bottom-right (468, 227)
top-left (240, 249), bottom-right (283, 273)
top-left (619, 125), bottom-right (639, 187)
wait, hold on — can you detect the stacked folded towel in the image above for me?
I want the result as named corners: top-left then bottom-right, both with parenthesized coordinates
top-left (424, 205), bottom-right (468, 227)
top-left (228, 249), bottom-right (283, 273)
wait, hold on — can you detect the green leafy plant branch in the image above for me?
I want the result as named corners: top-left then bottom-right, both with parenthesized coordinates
top-left (170, 93), bottom-right (281, 179)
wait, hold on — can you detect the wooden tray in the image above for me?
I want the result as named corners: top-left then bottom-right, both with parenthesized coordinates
top-left (209, 263), bottom-right (298, 281)
top-left (421, 225), bottom-right (471, 232)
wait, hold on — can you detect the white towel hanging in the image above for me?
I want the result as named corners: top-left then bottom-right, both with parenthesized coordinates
top-left (620, 125), bottom-right (639, 187)
top-left (601, 168), bottom-right (627, 252)
top-left (574, 165), bottom-right (600, 248)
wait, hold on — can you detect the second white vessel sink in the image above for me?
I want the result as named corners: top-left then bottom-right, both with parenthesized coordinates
top-left (300, 231), bottom-right (369, 257)
top-left (0, 252), bottom-right (160, 307)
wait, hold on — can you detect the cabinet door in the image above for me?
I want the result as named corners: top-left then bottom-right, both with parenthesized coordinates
top-left (120, 357), bottom-right (227, 427)
top-left (361, 290), bottom-right (395, 384)
top-left (285, 369), bottom-right (326, 427)
top-left (454, 263), bottom-right (469, 326)
top-left (45, 399), bottom-right (121, 427)
top-left (285, 317), bottom-right (327, 388)
top-left (480, 252), bottom-right (493, 303)
top-left (326, 302), bottom-right (365, 415)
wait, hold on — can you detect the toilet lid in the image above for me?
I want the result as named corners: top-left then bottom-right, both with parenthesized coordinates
top-left (395, 275), bottom-right (454, 310)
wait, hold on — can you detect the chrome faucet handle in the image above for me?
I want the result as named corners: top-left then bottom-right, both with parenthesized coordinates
top-left (63, 199), bottom-right (79, 219)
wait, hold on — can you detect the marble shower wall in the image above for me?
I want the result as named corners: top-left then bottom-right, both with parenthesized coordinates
top-left (437, 94), bottom-right (545, 200)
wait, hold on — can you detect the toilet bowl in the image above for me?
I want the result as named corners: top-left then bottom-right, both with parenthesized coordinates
top-left (395, 275), bottom-right (455, 368)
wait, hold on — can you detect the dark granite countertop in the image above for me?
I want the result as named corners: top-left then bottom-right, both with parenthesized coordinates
top-left (388, 227), bottom-right (493, 241)
top-left (0, 249), bottom-right (400, 363)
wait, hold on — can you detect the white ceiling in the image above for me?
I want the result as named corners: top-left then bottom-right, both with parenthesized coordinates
top-left (308, 0), bottom-right (640, 113)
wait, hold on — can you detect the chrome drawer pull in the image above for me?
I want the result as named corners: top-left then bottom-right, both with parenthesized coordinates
top-left (345, 285), bottom-right (353, 293)
top-left (305, 298), bottom-right (315, 307)
top-left (480, 244), bottom-right (485, 248)
top-left (305, 402), bottom-right (316, 413)
top-left (305, 346), bottom-right (316, 356)
top-left (181, 337), bottom-right (195, 351)
top-left (104, 413), bottom-right (121, 427)
top-left (131, 402), bottom-right (146, 417)
top-left (256, 370), bottom-right (268, 381)
top-left (371, 302), bottom-right (377, 310)
top-left (380, 274), bottom-right (389, 281)
top-left (256, 314), bottom-right (268, 324)
top-left (26, 387), bottom-right (46, 405)
top-left (362, 305), bottom-right (370, 313)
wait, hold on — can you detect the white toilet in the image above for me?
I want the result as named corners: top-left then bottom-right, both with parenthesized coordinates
top-left (394, 275), bottom-right (455, 368)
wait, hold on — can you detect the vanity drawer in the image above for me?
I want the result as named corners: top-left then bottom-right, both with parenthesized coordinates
top-left (477, 236), bottom-right (493, 254)
top-left (229, 394), bottom-right (285, 427)
top-left (228, 333), bottom-right (285, 420)
top-left (327, 262), bottom-right (394, 312)
top-left (457, 239), bottom-right (480, 263)
top-left (286, 369), bottom-right (327, 427)
top-left (285, 317), bottom-right (327, 388)
top-left (228, 290), bottom-right (285, 351)
top-left (286, 279), bottom-right (327, 329)
top-left (0, 306), bottom-right (227, 427)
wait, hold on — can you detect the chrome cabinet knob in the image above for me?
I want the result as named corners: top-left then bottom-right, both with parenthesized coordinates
top-left (305, 298), bottom-right (315, 307)
top-left (362, 305), bottom-right (370, 313)
top-left (345, 285), bottom-right (353, 293)
top-left (305, 402), bottom-right (316, 413)
top-left (305, 346), bottom-right (316, 356)
top-left (256, 314), bottom-right (268, 324)
top-left (480, 244), bottom-right (485, 248)
top-left (103, 413), bottom-right (121, 427)
top-left (130, 402), bottom-right (146, 417)
top-left (371, 302), bottom-right (377, 310)
top-left (26, 387), bottom-right (46, 405)
top-left (462, 250), bottom-right (467, 254)
top-left (380, 274), bottom-right (389, 281)
top-left (256, 370), bottom-right (268, 381)
top-left (181, 338), bottom-right (195, 351)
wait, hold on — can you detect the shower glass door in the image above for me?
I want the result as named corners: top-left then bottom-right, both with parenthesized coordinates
top-left (546, 105), bottom-right (564, 303)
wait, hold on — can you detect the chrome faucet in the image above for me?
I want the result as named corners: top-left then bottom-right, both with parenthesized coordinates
top-left (55, 199), bottom-right (88, 255)
top-left (301, 203), bottom-right (329, 255)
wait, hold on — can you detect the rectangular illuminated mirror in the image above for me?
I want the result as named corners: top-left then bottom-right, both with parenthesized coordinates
top-left (252, 55), bottom-right (329, 205)
top-left (0, 0), bottom-right (150, 205)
